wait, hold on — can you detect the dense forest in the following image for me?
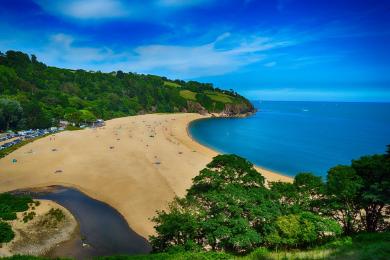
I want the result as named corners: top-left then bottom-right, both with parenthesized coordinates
top-left (0, 50), bottom-right (254, 131)
top-left (150, 147), bottom-right (390, 255)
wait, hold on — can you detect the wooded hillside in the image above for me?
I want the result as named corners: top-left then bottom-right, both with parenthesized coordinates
top-left (0, 51), bottom-right (254, 130)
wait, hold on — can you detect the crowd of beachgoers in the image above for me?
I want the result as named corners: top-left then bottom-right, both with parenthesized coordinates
top-left (0, 127), bottom-right (63, 151)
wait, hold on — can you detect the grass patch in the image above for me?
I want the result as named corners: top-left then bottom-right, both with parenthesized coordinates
top-left (97, 232), bottom-right (390, 260)
top-left (205, 91), bottom-right (233, 103)
top-left (242, 232), bottom-right (390, 260)
top-left (96, 252), bottom-right (232, 260)
top-left (1, 233), bottom-right (388, 259)
top-left (179, 90), bottom-right (197, 101)
top-left (65, 125), bottom-right (83, 131)
top-left (164, 81), bottom-right (182, 88)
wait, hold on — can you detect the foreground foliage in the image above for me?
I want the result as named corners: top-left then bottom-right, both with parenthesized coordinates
top-left (245, 232), bottom-right (390, 260)
top-left (150, 155), bottom-right (342, 254)
top-left (2, 232), bottom-right (389, 259)
top-left (151, 147), bottom-right (389, 254)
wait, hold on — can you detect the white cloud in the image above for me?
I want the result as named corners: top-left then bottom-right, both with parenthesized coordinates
top-left (34, 0), bottom-right (216, 20)
top-left (37, 33), bottom-right (119, 65)
top-left (157, 0), bottom-right (212, 7)
top-left (35, 0), bottom-right (129, 19)
top-left (34, 32), bottom-right (292, 78)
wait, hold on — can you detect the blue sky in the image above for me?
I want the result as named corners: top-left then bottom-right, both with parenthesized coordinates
top-left (1, 0), bottom-right (389, 102)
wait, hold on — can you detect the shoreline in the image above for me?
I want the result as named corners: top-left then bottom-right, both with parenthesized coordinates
top-left (186, 115), bottom-right (293, 184)
top-left (0, 113), bottom-right (291, 240)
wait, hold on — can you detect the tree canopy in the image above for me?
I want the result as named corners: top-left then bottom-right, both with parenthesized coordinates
top-left (0, 50), bottom-right (254, 131)
top-left (151, 148), bottom-right (390, 254)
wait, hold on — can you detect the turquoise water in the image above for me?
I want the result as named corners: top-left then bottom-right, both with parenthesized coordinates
top-left (189, 101), bottom-right (390, 177)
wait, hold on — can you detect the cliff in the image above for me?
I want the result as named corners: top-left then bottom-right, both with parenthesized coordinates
top-left (186, 100), bottom-right (255, 117)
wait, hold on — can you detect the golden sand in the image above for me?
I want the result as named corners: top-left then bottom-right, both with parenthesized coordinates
top-left (0, 113), bottom-right (292, 239)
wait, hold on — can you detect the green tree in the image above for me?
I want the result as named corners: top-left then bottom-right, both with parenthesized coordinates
top-left (266, 212), bottom-right (341, 249)
top-left (293, 172), bottom-right (324, 212)
top-left (64, 110), bottom-right (83, 125)
top-left (79, 109), bottom-right (97, 124)
top-left (150, 198), bottom-right (199, 252)
top-left (326, 165), bottom-right (363, 234)
top-left (269, 181), bottom-right (299, 213)
top-left (152, 155), bottom-right (281, 254)
top-left (0, 65), bottom-right (18, 95)
top-left (195, 93), bottom-right (213, 111)
top-left (0, 98), bottom-right (23, 130)
top-left (352, 154), bottom-right (390, 232)
top-left (271, 173), bottom-right (324, 214)
top-left (21, 100), bottom-right (52, 129)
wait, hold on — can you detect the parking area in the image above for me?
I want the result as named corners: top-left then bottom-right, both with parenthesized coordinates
top-left (0, 128), bottom-right (62, 151)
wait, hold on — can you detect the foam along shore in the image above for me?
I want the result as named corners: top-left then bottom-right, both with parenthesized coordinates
top-left (0, 113), bottom-right (292, 239)
top-left (0, 199), bottom-right (77, 256)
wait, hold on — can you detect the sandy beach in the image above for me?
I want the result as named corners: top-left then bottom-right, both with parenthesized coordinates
top-left (0, 113), bottom-right (292, 239)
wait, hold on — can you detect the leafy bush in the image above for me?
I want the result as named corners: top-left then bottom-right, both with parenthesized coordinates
top-left (0, 221), bottom-right (15, 243)
top-left (265, 212), bottom-right (341, 249)
top-left (0, 211), bottom-right (17, 221)
top-left (0, 193), bottom-right (32, 220)
top-left (47, 208), bottom-right (65, 222)
top-left (22, 211), bottom-right (36, 223)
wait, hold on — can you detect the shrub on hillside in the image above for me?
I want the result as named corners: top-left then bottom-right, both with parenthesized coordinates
top-left (265, 212), bottom-right (341, 249)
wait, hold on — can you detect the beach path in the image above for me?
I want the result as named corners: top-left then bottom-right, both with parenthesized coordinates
top-left (0, 113), bottom-right (291, 239)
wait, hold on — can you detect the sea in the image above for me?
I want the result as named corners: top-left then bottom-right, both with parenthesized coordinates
top-left (189, 101), bottom-right (390, 178)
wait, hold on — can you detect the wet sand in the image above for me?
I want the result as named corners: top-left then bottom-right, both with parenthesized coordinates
top-left (0, 113), bottom-right (292, 239)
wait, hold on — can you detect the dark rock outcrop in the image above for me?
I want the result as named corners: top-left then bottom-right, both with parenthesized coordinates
top-left (219, 103), bottom-right (255, 117)
top-left (186, 101), bottom-right (208, 115)
top-left (186, 100), bottom-right (256, 117)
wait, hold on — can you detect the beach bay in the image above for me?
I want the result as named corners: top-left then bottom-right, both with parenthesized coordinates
top-left (0, 113), bottom-right (290, 239)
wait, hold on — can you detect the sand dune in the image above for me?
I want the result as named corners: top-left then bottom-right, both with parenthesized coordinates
top-left (0, 113), bottom-right (292, 239)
